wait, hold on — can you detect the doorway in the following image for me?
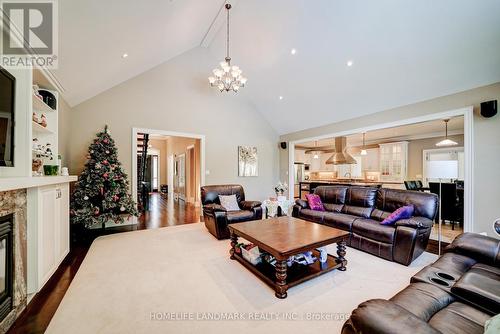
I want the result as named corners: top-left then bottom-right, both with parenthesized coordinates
top-left (287, 106), bottom-right (474, 252)
top-left (131, 128), bottom-right (205, 228)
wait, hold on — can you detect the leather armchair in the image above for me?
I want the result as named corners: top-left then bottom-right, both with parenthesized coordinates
top-left (201, 185), bottom-right (262, 240)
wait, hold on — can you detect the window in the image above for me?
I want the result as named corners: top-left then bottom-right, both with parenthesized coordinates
top-left (152, 155), bottom-right (159, 190)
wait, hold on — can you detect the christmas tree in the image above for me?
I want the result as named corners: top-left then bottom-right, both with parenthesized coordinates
top-left (71, 125), bottom-right (138, 228)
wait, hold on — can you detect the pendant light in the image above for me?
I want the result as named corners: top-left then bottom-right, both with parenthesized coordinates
top-left (313, 141), bottom-right (319, 159)
top-left (436, 119), bottom-right (458, 147)
top-left (360, 133), bottom-right (368, 156)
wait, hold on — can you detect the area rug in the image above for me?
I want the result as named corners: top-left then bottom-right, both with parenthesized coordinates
top-left (46, 223), bottom-right (437, 334)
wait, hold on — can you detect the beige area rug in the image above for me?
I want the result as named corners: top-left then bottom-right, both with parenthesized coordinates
top-left (47, 223), bottom-right (437, 334)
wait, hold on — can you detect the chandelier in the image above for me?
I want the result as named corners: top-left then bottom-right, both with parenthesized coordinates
top-left (208, 3), bottom-right (247, 92)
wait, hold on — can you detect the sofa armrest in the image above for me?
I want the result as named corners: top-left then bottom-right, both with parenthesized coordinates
top-left (240, 201), bottom-right (262, 210)
top-left (396, 217), bottom-right (434, 229)
top-left (203, 203), bottom-right (227, 214)
top-left (295, 199), bottom-right (308, 209)
top-left (342, 299), bottom-right (440, 334)
top-left (445, 232), bottom-right (500, 266)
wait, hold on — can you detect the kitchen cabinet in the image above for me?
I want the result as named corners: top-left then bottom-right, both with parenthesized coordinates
top-left (27, 182), bottom-right (70, 294)
top-left (362, 148), bottom-right (379, 171)
top-left (379, 142), bottom-right (408, 182)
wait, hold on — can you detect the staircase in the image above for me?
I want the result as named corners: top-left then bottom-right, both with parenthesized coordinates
top-left (137, 133), bottom-right (150, 212)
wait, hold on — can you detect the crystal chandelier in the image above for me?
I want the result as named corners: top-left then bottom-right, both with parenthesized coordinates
top-left (208, 3), bottom-right (247, 92)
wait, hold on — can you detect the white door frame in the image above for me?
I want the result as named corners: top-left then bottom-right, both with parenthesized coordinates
top-left (287, 106), bottom-right (474, 234)
top-left (131, 128), bottom-right (206, 204)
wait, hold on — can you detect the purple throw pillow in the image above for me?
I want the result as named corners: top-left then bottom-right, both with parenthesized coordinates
top-left (306, 194), bottom-right (325, 211)
top-left (381, 205), bottom-right (414, 225)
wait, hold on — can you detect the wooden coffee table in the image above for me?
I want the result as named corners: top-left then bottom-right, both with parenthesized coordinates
top-left (228, 216), bottom-right (349, 299)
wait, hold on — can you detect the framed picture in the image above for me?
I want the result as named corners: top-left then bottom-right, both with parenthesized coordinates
top-left (238, 146), bottom-right (258, 177)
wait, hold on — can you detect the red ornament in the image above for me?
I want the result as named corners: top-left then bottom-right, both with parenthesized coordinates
top-left (103, 139), bottom-right (109, 144)
top-left (94, 207), bottom-right (100, 215)
top-left (103, 160), bottom-right (109, 165)
top-left (103, 173), bottom-right (109, 179)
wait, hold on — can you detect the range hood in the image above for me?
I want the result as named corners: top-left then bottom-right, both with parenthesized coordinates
top-left (325, 137), bottom-right (357, 165)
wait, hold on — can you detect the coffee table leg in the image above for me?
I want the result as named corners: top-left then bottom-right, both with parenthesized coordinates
top-left (230, 232), bottom-right (238, 260)
top-left (275, 260), bottom-right (288, 299)
top-left (337, 240), bottom-right (347, 271)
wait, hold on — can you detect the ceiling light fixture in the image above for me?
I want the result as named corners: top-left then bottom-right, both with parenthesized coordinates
top-left (361, 133), bottom-right (367, 155)
top-left (279, 96), bottom-right (284, 100)
top-left (290, 48), bottom-right (297, 55)
top-left (313, 141), bottom-right (319, 159)
top-left (436, 119), bottom-right (458, 147)
top-left (347, 60), bottom-right (353, 67)
top-left (122, 53), bottom-right (128, 58)
top-left (208, 3), bottom-right (247, 92)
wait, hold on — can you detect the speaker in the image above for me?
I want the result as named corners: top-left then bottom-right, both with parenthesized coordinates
top-left (280, 142), bottom-right (287, 149)
top-left (480, 100), bottom-right (497, 118)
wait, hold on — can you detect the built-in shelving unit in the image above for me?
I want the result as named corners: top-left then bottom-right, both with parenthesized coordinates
top-left (32, 121), bottom-right (54, 134)
top-left (32, 94), bottom-right (55, 114)
top-left (31, 68), bottom-right (59, 175)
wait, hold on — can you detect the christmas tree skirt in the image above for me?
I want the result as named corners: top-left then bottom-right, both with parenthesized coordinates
top-left (87, 215), bottom-right (137, 229)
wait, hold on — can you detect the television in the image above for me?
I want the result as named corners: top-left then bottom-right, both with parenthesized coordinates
top-left (0, 66), bottom-right (15, 167)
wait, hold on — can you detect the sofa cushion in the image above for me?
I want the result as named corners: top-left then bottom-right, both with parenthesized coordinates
top-left (381, 205), bottom-right (414, 225)
top-left (323, 203), bottom-right (344, 213)
top-left (323, 212), bottom-right (359, 231)
top-left (451, 266), bottom-right (500, 314)
top-left (219, 194), bottom-right (240, 211)
top-left (314, 186), bottom-right (348, 205)
top-left (298, 208), bottom-right (324, 223)
top-left (342, 187), bottom-right (377, 218)
top-left (445, 232), bottom-right (500, 266)
top-left (372, 188), bottom-right (438, 221)
top-left (428, 302), bottom-right (490, 334)
top-left (226, 210), bottom-right (255, 223)
top-left (352, 218), bottom-right (396, 244)
top-left (390, 283), bottom-right (455, 322)
top-left (306, 193), bottom-right (325, 211)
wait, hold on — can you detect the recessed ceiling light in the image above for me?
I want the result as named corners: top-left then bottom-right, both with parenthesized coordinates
top-left (347, 60), bottom-right (353, 67)
top-left (290, 48), bottom-right (297, 55)
top-left (122, 53), bottom-right (128, 59)
top-left (279, 96), bottom-right (284, 100)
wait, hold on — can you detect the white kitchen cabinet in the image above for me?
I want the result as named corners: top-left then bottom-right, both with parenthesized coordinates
top-left (362, 148), bottom-right (380, 171)
top-left (27, 182), bottom-right (71, 294)
top-left (379, 142), bottom-right (408, 182)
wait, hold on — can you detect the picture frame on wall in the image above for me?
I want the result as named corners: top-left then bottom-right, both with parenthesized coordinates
top-left (238, 146), bottom-right (258, 177)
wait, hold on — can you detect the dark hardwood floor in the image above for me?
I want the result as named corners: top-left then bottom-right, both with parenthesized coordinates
top-left (7, 193), bottom-right (200, 334)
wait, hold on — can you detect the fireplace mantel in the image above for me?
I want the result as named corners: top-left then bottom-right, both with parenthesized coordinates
top-left (0, 176), bottom-right (77, 192)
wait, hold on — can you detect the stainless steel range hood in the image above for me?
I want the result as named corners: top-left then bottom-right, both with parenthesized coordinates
top-left (325, 137), bottom-right (357, 165)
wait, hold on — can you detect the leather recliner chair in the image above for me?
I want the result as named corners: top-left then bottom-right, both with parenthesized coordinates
top-left (201, 185), bottom-right (262, 239)
top-left (342, 233), bottom-right (500, 334)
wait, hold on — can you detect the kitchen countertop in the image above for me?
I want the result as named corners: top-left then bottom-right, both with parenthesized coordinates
top-left (300, 180), bottom-right (403, 185)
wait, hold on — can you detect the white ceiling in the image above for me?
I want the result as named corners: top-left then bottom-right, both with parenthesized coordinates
top-left (299, 116), bottom-right (464, 148)
top-left (55, 0), bottom-right (222, 106)
top-left (55, 0), bottom-right (500, 134)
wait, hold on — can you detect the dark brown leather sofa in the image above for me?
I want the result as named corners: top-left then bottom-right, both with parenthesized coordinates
top-left (342, 233), bottom-right (500, 334)
top-left (201, 185), bottom-right (262, 239)
top-left (292, 186), bottom-right (438, 265)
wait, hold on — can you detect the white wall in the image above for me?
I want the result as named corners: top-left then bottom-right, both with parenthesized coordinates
top-left (68, 47), bottom-right (279, 200)
top-left (280, 82), bottom-right (500, 238)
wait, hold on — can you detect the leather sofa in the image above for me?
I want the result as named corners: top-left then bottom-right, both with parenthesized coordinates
top-left (342, 233), bottom-right (500, 334)
top-left (201, 185), bottom-right (262, 239)
top-left (292, 186), bottom-right (438, 265)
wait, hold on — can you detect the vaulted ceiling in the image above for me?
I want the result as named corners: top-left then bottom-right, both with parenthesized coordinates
top-left (55, 0), bottom-right (500, 134)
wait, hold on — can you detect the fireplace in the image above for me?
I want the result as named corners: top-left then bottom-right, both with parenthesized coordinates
top-left (0, 214), bottom-right (12, 323)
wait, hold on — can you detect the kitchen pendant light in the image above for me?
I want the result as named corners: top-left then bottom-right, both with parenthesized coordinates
top-left (313, 141), bottom-right (319, 159)
top-left (360, 133), bottom-right (368, 156)
top-left (208, 3), bottom-right (247, 92)
top-left (436, 119), bottom-right (458, 147)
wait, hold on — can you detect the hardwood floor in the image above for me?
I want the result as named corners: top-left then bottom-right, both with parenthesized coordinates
top-left (7, 192), bottom-right (200, 334)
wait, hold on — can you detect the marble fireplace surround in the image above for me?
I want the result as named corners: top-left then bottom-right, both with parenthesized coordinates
top-left (0, 190), bottom-right (27, 334)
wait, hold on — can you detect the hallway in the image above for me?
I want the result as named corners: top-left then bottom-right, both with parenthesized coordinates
top-left (138, 192), bottom-right (202, 229)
